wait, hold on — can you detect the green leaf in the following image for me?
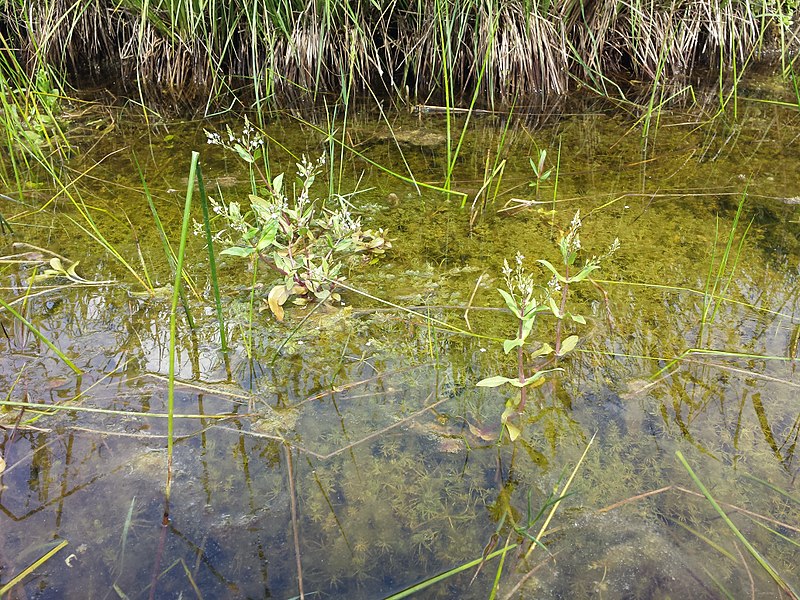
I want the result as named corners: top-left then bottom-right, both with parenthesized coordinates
top-left (570, 313), bottom-right (586, 324)
top-left (504, 420), bottom-right (522, 441)
top-left (249, 195), bottom-right (272, 222)
top-left (272, 173), bottom-right (284, 195)
top-left (529, 342), bottom-right (553, 358)
top-left (497, 288), bottom-right (520, 315)
top-left (526, 367), bottom-right (563, 384)
top-left (548, 296), bottom-right (562, 318)
top-left (503, 338), bottom-right (524, 353)
top-left (255, 220), bottom-right (278, 251)
top-left (501, 404), bottom-right (521, 441)
top-left (558, 335), bottom-right (580, 356)
top-left (233, 143), bottom-right (254, 163)
top-left (536, 259), bottom-right (567, 283)
top-left (273, 252), bottom-right (294, 275)
top-left (242, 226), bottom-right (259, 242)
top-left (476, 375), bottom-right (514, 388)
top-left (220, 246), bottom-right (255, 257)
top-left (520, 317), bottom-right (535, 344)
top-left (566, 264), bottom-right (600, 283)
top-left (522, 302), bottom-right (547, 320)
top-left (507, 375), bottom-right (552, 388)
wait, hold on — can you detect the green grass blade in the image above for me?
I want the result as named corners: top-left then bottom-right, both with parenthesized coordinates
top-left (0, 539), bottom-right (68, 596)
top-left (383, 543), bottom-right (519, 600)
top-left (166, 151), bottom-right (199, 501)
top-left (196, 161), bottom-right (227, 352)
top-left (676, 450), bottom-right (799, 599)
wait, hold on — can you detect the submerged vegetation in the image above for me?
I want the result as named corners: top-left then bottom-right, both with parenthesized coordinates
top-left (0, 1), bottom-right (799, 599)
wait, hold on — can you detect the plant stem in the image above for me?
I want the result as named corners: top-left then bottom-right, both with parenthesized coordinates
top-left (554, 265), bottom-right (570, 356)
top-left (517, 313), bottom-right (527, 411)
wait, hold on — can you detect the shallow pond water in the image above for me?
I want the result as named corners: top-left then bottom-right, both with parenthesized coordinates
top-left (1, 81), bottom-right (800, 599)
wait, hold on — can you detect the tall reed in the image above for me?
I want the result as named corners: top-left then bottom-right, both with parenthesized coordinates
top-left (0, 0), bottom-right (793, 110)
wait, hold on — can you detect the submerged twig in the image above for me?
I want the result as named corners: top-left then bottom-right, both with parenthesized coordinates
top-left (463, 273), bottom-right (485, 332)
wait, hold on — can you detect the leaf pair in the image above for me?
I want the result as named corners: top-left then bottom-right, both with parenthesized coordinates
top-left (476, 367), bottom-right (563, 389)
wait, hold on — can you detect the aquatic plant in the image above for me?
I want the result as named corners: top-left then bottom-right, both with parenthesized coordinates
top-left (478, 212), bottom-right (618, 440)
top-left (528, 147), bottom-right (553, 199)
top-left (204, 121), bottom-right (390, 320)
top-left (0, 30), bottom-right (68, 189)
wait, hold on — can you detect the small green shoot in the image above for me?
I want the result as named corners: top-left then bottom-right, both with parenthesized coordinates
top-left (529, 148), bottom-right (553, 198)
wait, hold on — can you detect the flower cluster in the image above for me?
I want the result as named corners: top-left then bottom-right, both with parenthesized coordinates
top-left (502, 251), bottom-right (541, 311)
top-left (204, 115), bottom-right (264, 163)
top-left (198, 120), bottom-right (392, 319)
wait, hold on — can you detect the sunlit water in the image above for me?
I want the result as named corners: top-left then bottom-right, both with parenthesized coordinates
top-left (1, 79), bottom-right (799, 599)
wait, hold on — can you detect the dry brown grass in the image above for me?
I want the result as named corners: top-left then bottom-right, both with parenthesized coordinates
top-left (0, 0), bottom-right (796, 110)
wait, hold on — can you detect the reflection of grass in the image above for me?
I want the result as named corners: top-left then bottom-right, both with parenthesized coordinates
top-left (700, 193), bottom-right (751, 335)
top-left (0, 293), bottom-right (80, 373)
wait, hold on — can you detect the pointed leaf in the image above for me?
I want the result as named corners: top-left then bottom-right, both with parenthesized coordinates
top-left (497, 288), bottom-right (520, 315)
top-left (557, 335), bottom-right (580, 356)
top-left (548, 296), bottom-right (562, 318)
top-left (529, 342), bottom-right (553, 359)
top-left (567, 264), bottom-right (600, 283)
top-left (501, 402), bottom-right (518, 420)
top-left (233, 143), bottom-right (254, 163)
top-left (476, 375), bottom-right (514, 388)
top-left (533, 367), bottom-right (564, 379)
top-left (536, 259), bottom-right (567, 283)
top-left (522, 303), bottom-right (547, 319)
top-left (508, 379), bottom-right (536, 388)
top-left (255, 220), bottom-right (278, 250)
top-left (504, 421), bottom-right (522, 441)
top-left (250, 195), bottom-right (273, 222)
top-left (520, 314), bottom-right (535, 341)
top-left (272, 173), bottom-right (284, 195)
top-left (501, 404), bottom-right (521, 441)
top-left (570, 313), bottom-right (586, 324)
top-left (220, 246), bottom-right (255, 257)
top-left (525, 376), bottom-right (547, 389)
top-left (538, 149), bottom-right (547, 166)
top-left (503, 338), bottom-right (524, 354)
top-left (66, 261), bottom-right (81, 279)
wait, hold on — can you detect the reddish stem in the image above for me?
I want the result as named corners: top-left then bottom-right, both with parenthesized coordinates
top-left (517, 309), bottom-right (527, 412)
top-left (554, 264), bottom-right (570, 357)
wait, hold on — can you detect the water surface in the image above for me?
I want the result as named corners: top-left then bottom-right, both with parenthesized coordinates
top-left (1, 83), bottom-right (799, 599)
